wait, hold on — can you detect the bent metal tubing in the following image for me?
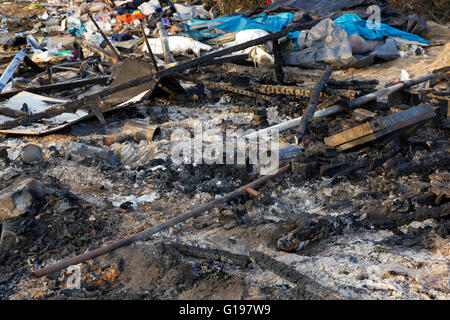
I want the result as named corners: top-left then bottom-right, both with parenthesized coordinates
top-left (32, 164), bottom-right (290, 278)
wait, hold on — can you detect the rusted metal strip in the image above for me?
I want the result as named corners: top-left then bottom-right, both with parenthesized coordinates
top-left (32, 164), bottom-right (290, 278)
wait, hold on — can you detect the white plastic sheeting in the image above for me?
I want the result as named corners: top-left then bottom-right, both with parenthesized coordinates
top-left (224, 29), bottom-right (275, 67)
top-left (142, 36), bottom-right (212, 57)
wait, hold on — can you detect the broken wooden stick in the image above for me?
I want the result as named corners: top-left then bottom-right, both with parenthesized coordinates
top-left (249, 251), bottom-right (344, 299)
top-left (32, 164), bottom-right (290, 278)
top-left (0, 107), bottom-right (28, 118)
top-left (244, 104), bottom-right (343, 141)
top-left (297, 65), bottom-right (334, 137)
top-left (272, 39), bottom-right (284, 84)
top-left (0, 76), bottom-right (109, 101)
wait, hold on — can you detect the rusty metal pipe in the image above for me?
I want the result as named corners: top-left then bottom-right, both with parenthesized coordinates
top-left (32, 164), bottom-right (290, 278)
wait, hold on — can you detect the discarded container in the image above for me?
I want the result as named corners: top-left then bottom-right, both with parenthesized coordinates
top-left (104, 121), bottom-right (161, 145)
top-left (0, 51), bottom-right (27, 92)
top-left (65, 142), bottom-right (116, 165)
top-left (20, 144), bottom-right (43, 164)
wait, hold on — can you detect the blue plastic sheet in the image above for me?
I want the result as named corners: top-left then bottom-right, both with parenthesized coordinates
top-left (66, 24), bottom-right (86, 37)
top-left (334, 14), bottom-right (430, 44)
top-left (189, 13), bottom-right (294, 33)
top-left (184, 24), bottom-right (223, 40)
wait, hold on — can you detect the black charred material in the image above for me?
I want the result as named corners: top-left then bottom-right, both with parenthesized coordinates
top-left (272, 39), bottom-right (284, 84)
top-left (296, 65), bottom-right (334, 139)
top-left (164, 243), bottom-right (251, 267)
top-left (249, 251), bottom-right (343, 299)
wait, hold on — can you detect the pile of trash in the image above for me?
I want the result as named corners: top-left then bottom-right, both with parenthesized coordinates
top-left (0, 0), bottom-right (448, 300)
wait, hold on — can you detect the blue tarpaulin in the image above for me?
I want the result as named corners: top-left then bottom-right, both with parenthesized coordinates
top-left (189, 13), bottom-right (294, 33)
top-left (186, 12), bottom-right (430, 47)
top-left (334, 14), bottom-right (430, 44)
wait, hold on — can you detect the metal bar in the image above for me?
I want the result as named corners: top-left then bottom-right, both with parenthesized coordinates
top-left (32, 164), bottom-right (290, 278)
top-left (88, 13), bottom-right (122, 62)
top-left (156, 21), bottom-right (175, 64)
top-left (0, 76), bottom-right (109, 101)
top-left (140, 20), bottom-right (159, 72)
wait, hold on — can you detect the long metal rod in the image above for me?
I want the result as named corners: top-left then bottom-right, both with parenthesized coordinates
top-left (156, 21), bottom-right (175, 64)
top-left (244, 105), bottom-right (343, 141)
top-left (348, 73), bottom-right (438, 108)
top-left (140, 21), bottom-right (159, 72)
top-left (88, 13), bottom-right (122, 62)
top-left (32, 164), bottom-right (290, 278)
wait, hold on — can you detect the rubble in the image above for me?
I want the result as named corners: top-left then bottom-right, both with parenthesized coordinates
top-left (0, 0), bottom-right (448, 301)
top-left (0, 178), bottom-right (45, 222)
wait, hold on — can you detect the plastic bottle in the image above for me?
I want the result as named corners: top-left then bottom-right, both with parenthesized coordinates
top-left (0, 51), bottom-right (27, 92)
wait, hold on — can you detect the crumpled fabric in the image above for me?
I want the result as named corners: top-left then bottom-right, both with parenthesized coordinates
top-left (334, 14), bottom-right (430, 44)
top-left (66, 24), bottom-right (86, 37)
top-left (117, 13), bottom-right (147, 24)
top-left (284, 18), bottom-right (356, 68)
top-left (189, 12), bottom-right (294, 34)
top-left (224, 29), bottom-right (275, 67)
top-left (138, 0), bottom-right (162, 15)
top-left (263, 0), bottom-right (370, 16)
top-left (141, 36), bottom-right (212, 57)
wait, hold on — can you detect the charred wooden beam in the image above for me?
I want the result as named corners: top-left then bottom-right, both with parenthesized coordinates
top-left (249, 251), bottom-right (344, 300)
top-left (324, 104), bottom-right (436, 151)
top-left (368, 203), bottom-right (450, 229)
top-left (165, 243), bottom-right (251, 267)
top-left (0, 107), bottom-right (28, 118)
top-left (0, 76), bottom-right (109, 100)
top-left (177, 75), bottom-right (276, 102)
top-left (140, 21), bottom-right (159, 72)
top-left (272, 39), bottom-right (284, 84)
top-left (326, 79), bottom-right (378, 90)
top-left (88, 13), bottom-right (122, 62)
top-left (296, 65), bottom-right (334, 137)
top-left (277, 201), bottom-right (449, 254)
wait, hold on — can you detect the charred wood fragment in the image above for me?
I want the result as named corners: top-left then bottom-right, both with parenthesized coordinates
top-left (297, 66), bottom-right (334, 138)
top-left (249, 251), bottom-right (344, 299)
top-left (164, 243), bottom-right (251, 267)
top-left (276, 203), bottom-right (450, 253)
